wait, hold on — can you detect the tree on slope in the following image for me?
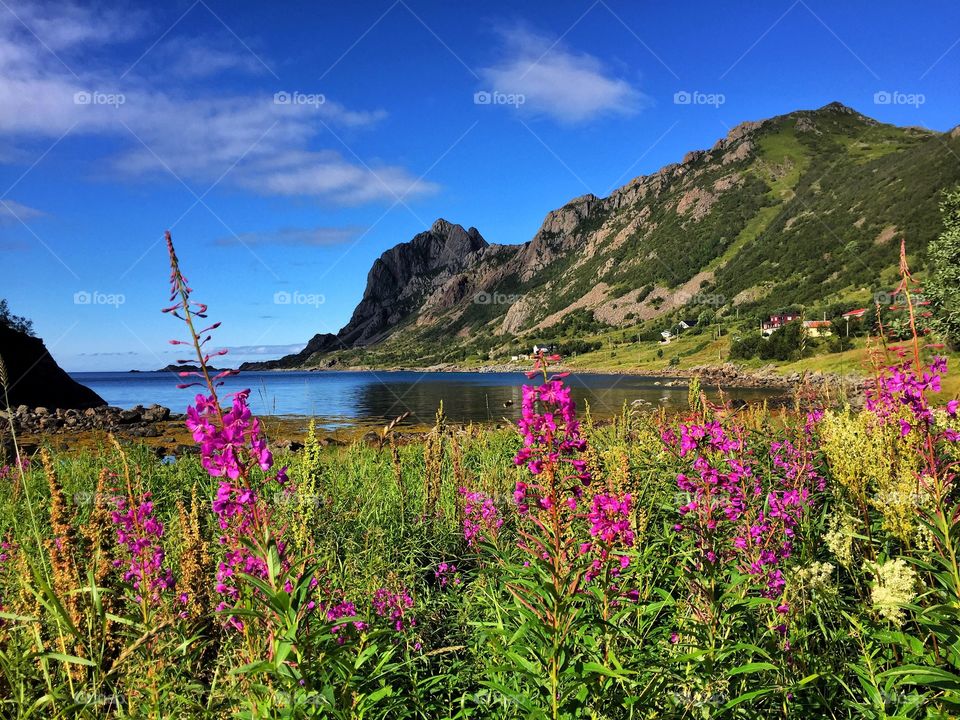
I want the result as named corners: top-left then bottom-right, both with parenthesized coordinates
top-left (926, 187), bottom-right (960, 349)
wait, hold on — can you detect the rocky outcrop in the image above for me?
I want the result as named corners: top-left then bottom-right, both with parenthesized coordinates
top-left (340, 219), bottom-right (488, 346)
top-left (0, 324), bottom-right (105, 410)
top-left (244, 219), bottom-right (493, 368)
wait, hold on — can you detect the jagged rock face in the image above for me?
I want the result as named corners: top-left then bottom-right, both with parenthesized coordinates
top-left (519, 194), bottom-right (600, 281)
top-left (0, 324), bottom-right (105, 409)
top-left (339, 219), bottom-right (489, 346)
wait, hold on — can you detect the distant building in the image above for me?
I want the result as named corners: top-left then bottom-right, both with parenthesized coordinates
top-left (842, 308), bottom-right (867, 319)
top-left (677, 319), bottom-right (698, 330)
top-left (660, 330), bottom-right (674, 344)
top-left (803, 320), bottom-right (833, 337)
top-left (761, 313), bottom-right (801, 336)
top-left (531, 343), bottom-right (556, 355)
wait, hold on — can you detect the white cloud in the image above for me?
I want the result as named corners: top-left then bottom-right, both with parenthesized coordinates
top-left (0, 199), bottom-right (44, 223)
top-left (214, 225), bottom-right (366, 247)
top-left (0, 2), bottom-right (436, 205)
top-left (147, 37), bottom-right (266, 79)
top-left (479, 27), bottom-right (645, 124)
top-left (222, 343), bottom-right (306, 356)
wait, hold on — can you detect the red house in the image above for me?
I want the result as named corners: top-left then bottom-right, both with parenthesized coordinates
top-left (761, 313), bottom-right (801, 336)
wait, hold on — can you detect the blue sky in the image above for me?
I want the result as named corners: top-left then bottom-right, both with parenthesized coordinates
top-left (1, 0), bottom-right (958, 371)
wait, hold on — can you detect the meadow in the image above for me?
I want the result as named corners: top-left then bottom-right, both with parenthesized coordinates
top-left (1, 235), bottom-right (959, 719)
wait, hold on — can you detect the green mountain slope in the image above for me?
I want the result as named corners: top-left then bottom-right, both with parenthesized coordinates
top-left (246, 102), bottom-right (960, 370)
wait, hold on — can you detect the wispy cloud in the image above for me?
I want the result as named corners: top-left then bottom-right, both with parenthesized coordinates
top-left (214, 225), bottom-right (366, 247)
top-left (0, 199), bottom-right (44, 223)
top-left (0, 2), bottom-right (436, 205)
top-left (223, 343), bottom-right (306, 356)
top-left (479, 26), bottom-right (645, 124)
top-left (146, 36), bottom-right (266, 79)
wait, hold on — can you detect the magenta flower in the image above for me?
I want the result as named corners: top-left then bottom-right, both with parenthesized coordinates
top-left (434, 562), bottom-right (462, 589)
top-left (111, 493), bottom-right (175, 606)
top-left (459, 488), bottom-right (503, 547)
top-left (372, 587), bottom-right (416, 632)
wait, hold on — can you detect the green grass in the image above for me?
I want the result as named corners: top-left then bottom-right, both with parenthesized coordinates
top-left (3, 359), bottom-right (960, 717)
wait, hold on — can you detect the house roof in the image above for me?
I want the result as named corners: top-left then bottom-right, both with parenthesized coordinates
top-left (803, 320), bottom-right (833, 327)
top-left (842, 308), bottom-right (867, 318)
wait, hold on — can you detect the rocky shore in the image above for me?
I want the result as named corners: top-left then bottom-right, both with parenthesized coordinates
top-left (3, 403), bottom-right (177, 437)
top-left (354, 360), bottom-right (867, 395)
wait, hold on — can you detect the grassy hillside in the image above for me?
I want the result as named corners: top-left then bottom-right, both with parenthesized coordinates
top-left (287, 104), bottom-right (959, 373)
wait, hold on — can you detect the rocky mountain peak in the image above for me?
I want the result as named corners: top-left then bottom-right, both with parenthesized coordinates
top-left (818, 100), bottom-right (857, 114)
top-left (247, 102), bottom-right (960, 371)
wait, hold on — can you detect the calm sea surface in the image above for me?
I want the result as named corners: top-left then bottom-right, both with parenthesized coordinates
top-left (69, 370), bottom-right (779, 428)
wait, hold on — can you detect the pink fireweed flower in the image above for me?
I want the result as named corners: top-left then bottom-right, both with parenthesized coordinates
top-left (111, 493), bottom-right (175, 605)
top-left (0, 456), bottom-right (29, 481)
top-left (166, 231), bottom-right (293, 629)
top-left (459, 488), bottom-right (503, 547)
top-left (666, 415), bottom-right (822, 599)
top-left (324, 599), bottom-right (367, 644)
top-left (372, 587), bottom-right (416, 632)
top-left (434, 562), bottom-right (462, 589)
top-left (588, 493), bottom-right (635, 546)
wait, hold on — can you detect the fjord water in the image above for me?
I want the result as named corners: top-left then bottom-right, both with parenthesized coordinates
top-left (70, 370), bottom-right (777, 428)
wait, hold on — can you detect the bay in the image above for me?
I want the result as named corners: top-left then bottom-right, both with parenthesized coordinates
top-left (69, 370), bottom-right (779, 428)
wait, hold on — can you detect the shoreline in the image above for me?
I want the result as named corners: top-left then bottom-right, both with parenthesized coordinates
top-left (24, 363), bottom-right (867, 455)
top-left (216, 360), bottom-right (865, 391)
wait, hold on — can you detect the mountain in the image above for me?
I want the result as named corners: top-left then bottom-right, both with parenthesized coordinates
top-left (0, 324), bottom-right (106, 410)
top-left (245, 102), bottom-right (960, 370)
